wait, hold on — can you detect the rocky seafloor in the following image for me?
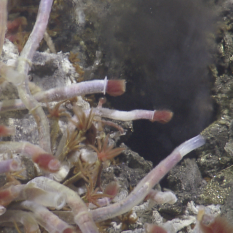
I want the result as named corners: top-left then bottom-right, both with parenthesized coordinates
top-left (2, 0), bottom-right (233, 232)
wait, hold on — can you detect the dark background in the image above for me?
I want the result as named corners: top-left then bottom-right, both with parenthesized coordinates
top-left (97, 0), bottom-right (218, 163)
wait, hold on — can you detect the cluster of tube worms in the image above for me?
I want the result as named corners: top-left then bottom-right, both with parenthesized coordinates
top-left (0, 0), bottom-right (207, 233)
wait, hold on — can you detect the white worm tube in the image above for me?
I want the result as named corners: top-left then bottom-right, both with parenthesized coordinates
top-left (0, 79), bottom-right (126, 113)
top-left (28, 177), bottom-right (99, 233)
top-left (91, 135), bottom-right (205, 222)
top-left (0, 185), bottom-right (24, 206)
top-left (18, 183), bottom-right (66, 210)
top-left (33, 79), bottom-right (125, 102)
top-left (146, 189), bottom-right (177, 206)
top-left (91, 108), bottom-right (173, 123)
top-left (0, 141), bottom-right (60, 172)
top-left (21, 201), bottom-right (73, 233)
top-left (0, 159), bottom-right (20, 174)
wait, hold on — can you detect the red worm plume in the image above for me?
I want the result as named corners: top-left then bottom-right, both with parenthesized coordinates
top-left (0, 186), bottom-right (19, 206)
top-left (106, 80), bottom-right (126, 96)
top-left (32, 154), bottom-right (60, 172)
top-left (152, 110), bottom-right (173, 123)
top-left (0, 125), bottom-right (15, 137)
top-left (200, 215), bottom-right (233, 233)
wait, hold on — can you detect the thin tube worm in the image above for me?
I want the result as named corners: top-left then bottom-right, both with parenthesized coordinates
top-left (21, 201), bottom-right (74, 233)
top-left (12, 0), bottom-right (54, 153)
top-left (0, 141), bottom-right (60, 172)
top-left (91, 108), bottom-right (173, 123)
top-left (28, 177), bottom-right (99, 233)
top-left (33, 79), bottom-right (125, 102)
top-left (17, 0), bottom-right (54, 75)
top-left (144, 223), bottom-right (167, 233)
top-left (0, 79), bottom-right (126, 113)
top-left (17, 82), bottom-right (52, 153)
top-left (44, 31), bottom-right (56, 53)
top-left (0, 159), bottom-right (20, 174)
top-left (18, 183), bottom-right (66, 210)
top-left (0, 210), bottom-right (40, 233)
top-left (0, 125), bottom-right (15, 136)
top-left (0, 185), bottom-right (24, 206)
top-left (91, 135), bottom-right (205, 222)
top-left (88, 197), bottom-right (111, 209)
top-left (0, 0), bottom-right (7, 57)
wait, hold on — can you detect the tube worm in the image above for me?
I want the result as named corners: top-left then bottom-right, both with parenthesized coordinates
top-left (91, 108), bottom-right (173, 123)
top-left (0, 79), bottom-right (126, 113)
top-left (21, 201), bottom-right (74, 233)
top-left (7, 0), bottom-right (55, 153)
top-left (144, 223), bottom-right (167, 233)
top-left (33, 78), bottom-right (126, 102)
top-left (91, 135), bottom-right (205, 222)
top-left (17, 0), bottom-right (54, 75)
top-left (18, 183), bottom-right (66, 210)
top-left (0, 185), bottom-right (24, 206)
top-left (196, 208), bottom-right (233, 233)
top-left (0, 141), bottom-right (60, 172)
top-left (0, 125), bottom-right (15, 136)
top-left (44, 31), bottom-right (56, 53)
top-left (28, 177), bottom-right (99, 233)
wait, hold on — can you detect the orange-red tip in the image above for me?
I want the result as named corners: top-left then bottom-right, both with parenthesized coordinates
top-left (151, 110), bottom-right (173, 123)
top-left (106, 80), bottom-right (126, 96)
top-left (33, 154), bottom-right (60, 172)
top-left (144, 223), bottom-right (167, 233)
top-left (0, 125), bottom-right (15, 137)
top-left (104, 181), bottom-right (119, 198)
top-left (200, 215), bottom-right (233, 233)
top-left (63, 228), bottom-right (74, 233)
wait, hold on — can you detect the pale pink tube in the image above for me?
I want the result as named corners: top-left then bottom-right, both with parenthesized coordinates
top-left (15, 0), bottom-right (54, 153)
top-left (18, 183), bottom-right (66, 210)
top-left (0, 159), bottom-right (20, 173)
top-left (0, 79), bottom-right (126, 113)
top-left (21, 201), bottom-right (73, 233)
top-left (29, 177), bottom-right (99, 233)
top-left (91, 135), bottom-right (205, 222)
top-left (0, 141), bottom-right (60, 172)
top-left (0, 185), bottom-right (24, 206)
top-left (91, 108), bottom-right (173, 123)
top-left (17, 0), bottom-right (54, 75)
top-left (33, 79), bottom-right (125, 102)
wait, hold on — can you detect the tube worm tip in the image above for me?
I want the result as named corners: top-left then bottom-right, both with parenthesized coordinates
top-left (10, 159), bottom-right (20, 172)
top-left (48, 159), bottom-right (61, 172)
top-left (0, 125), bottom-right (16, 136)
top-left (106, 80), bottom-right (126, 96)
top-left (151, 110), bottom-right (173, 123)
top-left (104, 181), bottom-right (119, 198)
top-left (33, 154), bottom-right (60, 172)
top-left (63, 228), bottom-right (74, 233)
top-left (54, 193), bottom-right (66, 210)
top-left (176, 135), bottom-right (205, 158)
top-left (144, 223), bottom-right (167, 233)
